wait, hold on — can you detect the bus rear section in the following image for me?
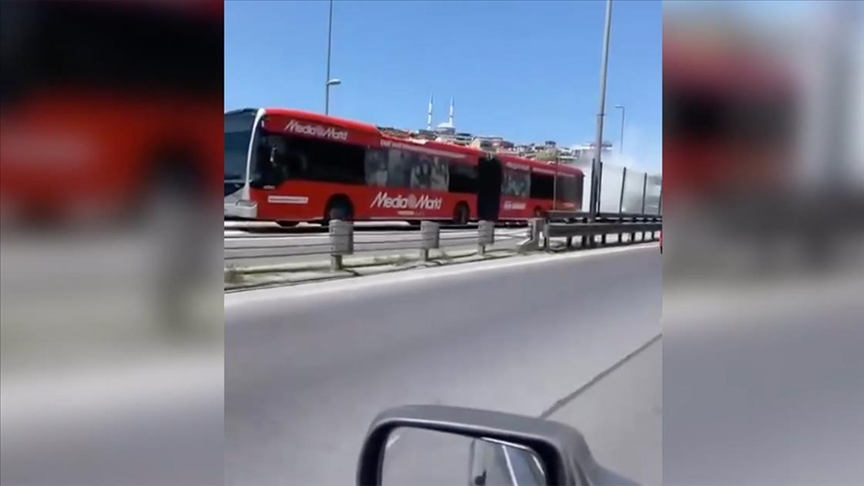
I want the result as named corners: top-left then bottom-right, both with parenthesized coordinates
top-left (498, 156), bottom-right (584, 221)
top-left (224, 108), bottom-right (496, 225)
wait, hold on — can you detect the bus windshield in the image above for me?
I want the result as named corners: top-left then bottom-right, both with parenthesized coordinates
top-left (225, 111), bottom-right (257, 183)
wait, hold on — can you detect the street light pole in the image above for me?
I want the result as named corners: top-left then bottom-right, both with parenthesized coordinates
top-left (614, 105), bottom-right (625, 155)
top-left (590, 0), bottom-right (613, 218)
top-left (324, 0), bottom-right (334, 115)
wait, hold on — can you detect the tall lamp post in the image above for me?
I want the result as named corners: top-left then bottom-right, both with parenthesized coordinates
top-left (325, 79), bottom-right (341, 115)
top-left (324, 0), bottom-right (341, 115)
top-left (589, 0), bottom-right (613, 218)
top-left (614, 105), bottom-right (625, 154)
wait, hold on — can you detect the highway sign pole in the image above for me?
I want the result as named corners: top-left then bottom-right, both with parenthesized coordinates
top-left (618, 166), bottom-right (627, 213)
top-left (590, 0), bottom-right (613, 219)
top-left (640, 172), bottom-right (648, 214)
top-left (615, 105), bottom-right (625, 154)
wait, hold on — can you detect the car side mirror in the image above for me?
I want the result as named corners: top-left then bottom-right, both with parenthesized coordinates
top-left (356, 404), bottom-right (641, 486)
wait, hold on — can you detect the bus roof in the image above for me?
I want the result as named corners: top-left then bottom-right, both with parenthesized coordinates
top-left (259, 107), bottom-right (489, 161)
top-left (254, 107), bottom-right (584, 174)
top-left (498, 153), bottom-right (584, 177)
top-left (262, 107), bottom-right (381, 137)
top-left (383, 135), bottom-right (489, 158)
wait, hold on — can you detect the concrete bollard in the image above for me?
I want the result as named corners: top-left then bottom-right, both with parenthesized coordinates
top-left (528, 218), bottom-right (543, 242)
top-left (419, 220), bottom-right (440, 262)
top-left (517, 218), bottom-right (544, 253)
top-left (329, 219), bottom-right (353, 271)
top-left (477, 220), bottom-right (495, 256)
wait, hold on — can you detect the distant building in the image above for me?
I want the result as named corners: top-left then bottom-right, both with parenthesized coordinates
top-left (569, 142), bottom-right (613, 163)
top-left (411, 96), bottom-right (619, 167)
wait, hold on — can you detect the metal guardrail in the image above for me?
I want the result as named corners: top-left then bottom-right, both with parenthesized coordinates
top-left (326, 219), bottom-right (500, 270)
top-left (224, 213), bottom-right (662, 269)
top-left (545, 210), bottom-right (663, 222)
top-left (538, 211), bottom-right (662, 250)
top-left (223, 225), bottom-right (516, 262)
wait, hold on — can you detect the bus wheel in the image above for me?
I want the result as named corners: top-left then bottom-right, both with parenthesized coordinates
top-left (277, 221), bottom-right (298, 228)
top-left (452, 203), bottom-right (469, 225)
top-left (323, 197), bottom-right (353, 226)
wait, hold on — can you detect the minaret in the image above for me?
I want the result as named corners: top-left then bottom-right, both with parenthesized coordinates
top-left (427, 93), bottom-right (434, 130)
top-left (448, 97), bottom-right (455, 127)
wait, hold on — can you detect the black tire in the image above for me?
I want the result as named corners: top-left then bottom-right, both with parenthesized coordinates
top-left (277, 221), bottom-right (298, 228)
top-left (407, 220), bottom-right (422, 227)
top-left (452, 203), bottom-right (469, 225)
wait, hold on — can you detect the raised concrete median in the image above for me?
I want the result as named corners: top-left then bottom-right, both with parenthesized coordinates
top-left (225, 247), bottom-right (519, 292)
top-left (224, 217), bottom-right (660, 292)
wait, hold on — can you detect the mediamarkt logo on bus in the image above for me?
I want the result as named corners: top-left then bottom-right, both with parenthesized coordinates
top-left (285, 119), bottom-right (349, 141)
top-left (370, 192), bottom-right (442, 210)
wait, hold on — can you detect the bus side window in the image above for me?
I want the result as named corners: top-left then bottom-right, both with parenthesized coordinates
top-left (411, 156), bottom-right (432, 190)
top-left (530, 172), bottom-right (555, 201)
top-left (364, 148), bottom-right (389, 187)
top-left (386, 149), bottom-right (411, 188)
top-left (284, 151), bottom-right (306, 180)
top-left (502, 168), bottom-right (529, 198)
top-left (271, 137), bottom-right (294, 182)
top-left (280, 135), bottom-right (364, 185)
top-left (429, 156), bottom-right (450, 191)
top-left (254, 135), bottom-right (289, 187)
top-left (448, 161), bottom-right (476, 194)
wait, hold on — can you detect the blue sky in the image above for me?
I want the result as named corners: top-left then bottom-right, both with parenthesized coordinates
top-left (225, 0), bottom-right (662, 173)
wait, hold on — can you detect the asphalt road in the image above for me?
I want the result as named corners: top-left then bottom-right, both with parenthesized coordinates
top-left (663, 272), bottom-right (864, 486)
top-left (225, 244), bottom-right (661, 485)
top-left (550, 337), bottom-right (662, 486)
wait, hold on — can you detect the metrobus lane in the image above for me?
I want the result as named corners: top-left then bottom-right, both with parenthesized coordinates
top-left (224, 243), bottom-right (661, 485)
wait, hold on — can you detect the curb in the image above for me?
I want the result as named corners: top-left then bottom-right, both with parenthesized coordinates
top-left (226, 248), bottom-right (484, 274)
top-left (224, 240), bottom-right (660, 293)
top-left (224, 249), bottom-right (519, 293)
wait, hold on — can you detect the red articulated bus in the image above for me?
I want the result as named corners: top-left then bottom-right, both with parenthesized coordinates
top-left (663, 22), bottom-right (799, 261)
top-left (0, 0), bottom-right (223, 227)
top-left (663, 25), bottom-right (797, 206)
top-left (225, 108), bottom-right (584, 226)
top-left (496, 154), bottom-right (583, 220)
